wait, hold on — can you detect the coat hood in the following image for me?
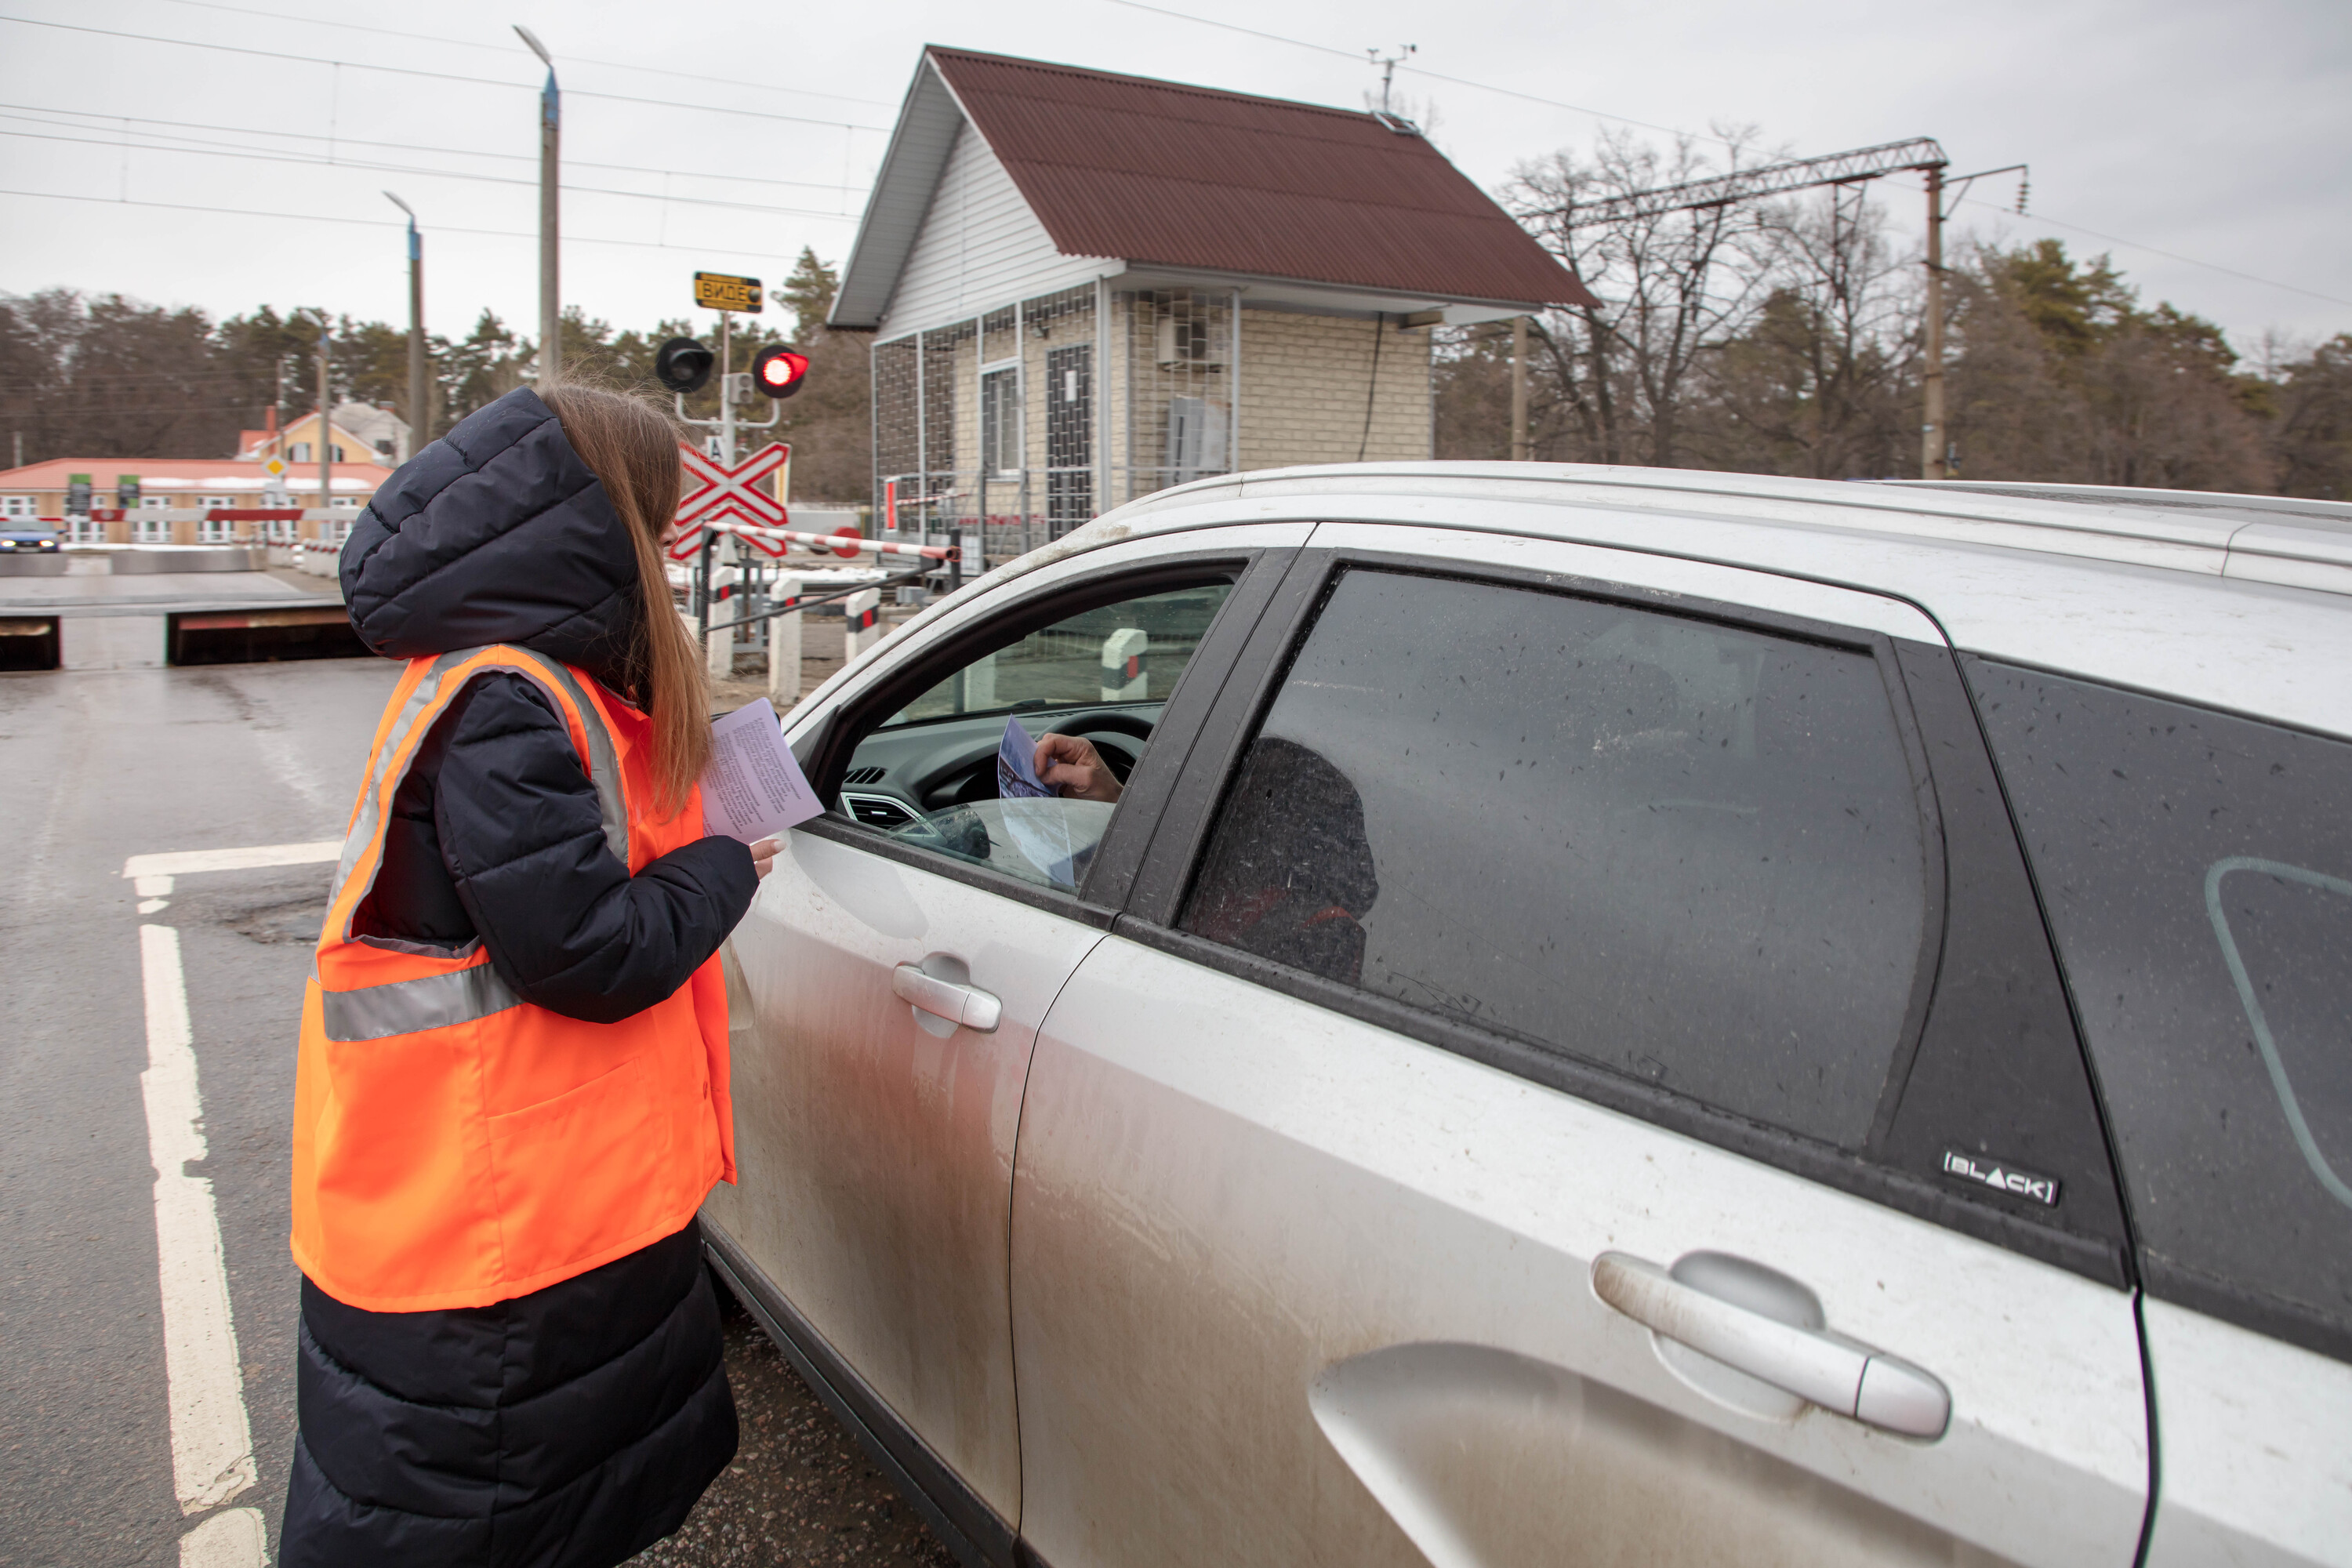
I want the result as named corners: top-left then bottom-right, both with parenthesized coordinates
top-left (343, 387), bottom-right (646, 694)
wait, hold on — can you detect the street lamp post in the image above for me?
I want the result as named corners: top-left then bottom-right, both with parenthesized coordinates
top-left (514, 25), bottom-right (561, 382)
top-left (317, 336), bottom-right (333, 540)
top-left (383, 191), bottom-right (427, 460)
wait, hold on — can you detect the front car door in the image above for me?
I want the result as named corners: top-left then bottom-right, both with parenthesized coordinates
top-left (702, 523), bottom-right (1312, 1559)
top-left (1010, 526), bottom-right (2151, 1567)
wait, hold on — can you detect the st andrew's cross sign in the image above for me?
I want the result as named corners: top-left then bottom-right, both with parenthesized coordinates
top-left (669, 441), bottom-right (790, 559)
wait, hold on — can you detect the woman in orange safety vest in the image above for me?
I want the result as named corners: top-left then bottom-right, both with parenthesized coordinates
top-left (279, 383), bottom-right (777, 1568)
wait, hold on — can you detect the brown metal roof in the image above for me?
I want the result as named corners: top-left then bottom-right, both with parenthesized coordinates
top-left (926, 48), bottom-right (1597, 310)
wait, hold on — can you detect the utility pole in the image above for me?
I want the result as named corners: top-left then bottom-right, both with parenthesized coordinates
top-left (1921, 166), bottom-right (1946, 481)
top-left (385, 191), bottom-right (427, 459)
top-left (516, 26), bottom-right (561, 382)
top-left (316, 336), bottom-right (333, 535)
top-left (1564, 138), bottom-right (2026, 485)
top-left (1510, 316), bottom-right (1530, 461)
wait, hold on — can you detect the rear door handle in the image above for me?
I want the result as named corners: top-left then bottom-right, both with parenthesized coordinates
top-left (1592, 1250), bottom-right (1950, 1439)
top-left (892, 964), bottom-right (1002, 1033)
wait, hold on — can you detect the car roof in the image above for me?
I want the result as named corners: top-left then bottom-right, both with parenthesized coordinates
top-left (1033, 463), bottom-right (2352, 742)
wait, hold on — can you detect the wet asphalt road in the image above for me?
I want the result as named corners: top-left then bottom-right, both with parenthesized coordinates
top-left (0, 641), bottom-right (941, 1567)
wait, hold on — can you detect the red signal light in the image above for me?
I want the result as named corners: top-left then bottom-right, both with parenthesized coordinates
top-left (750, 345), bottom-right (811, 399)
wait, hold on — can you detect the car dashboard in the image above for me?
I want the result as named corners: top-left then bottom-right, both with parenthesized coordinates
top-left (836, 700), bottom-right (1163, 833)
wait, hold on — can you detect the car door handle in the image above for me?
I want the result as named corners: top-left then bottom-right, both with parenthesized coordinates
top-left (891, 964), bottom-right (1002, 1033)
top-left (1592, 1250), bottom-right (1950, 1439)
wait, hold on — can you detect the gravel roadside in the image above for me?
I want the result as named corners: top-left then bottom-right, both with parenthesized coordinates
top-left (627, 1285), bottom-right (959, 1568)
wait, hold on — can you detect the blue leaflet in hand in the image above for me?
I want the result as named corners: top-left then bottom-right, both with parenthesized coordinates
top-left (996, 717), bottom-right (1053, 799)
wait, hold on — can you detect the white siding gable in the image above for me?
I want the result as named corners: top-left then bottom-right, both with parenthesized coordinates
top-left (880, 120), bottom-right (1116, 338)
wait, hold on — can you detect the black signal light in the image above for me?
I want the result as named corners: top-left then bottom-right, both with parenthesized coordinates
top-left (750, 344), bottom-right (811, 399)
top-left (655, 336), bottom-right (715, 394)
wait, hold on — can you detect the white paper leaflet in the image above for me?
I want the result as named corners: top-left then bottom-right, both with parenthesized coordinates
top-left (701, 699), bottom-right (823, 842)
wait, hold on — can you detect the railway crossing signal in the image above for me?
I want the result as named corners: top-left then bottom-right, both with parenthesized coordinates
top-left (750, 344), bottom-right (810, 400)
top-left (655, 337), bottom-right (715, 394)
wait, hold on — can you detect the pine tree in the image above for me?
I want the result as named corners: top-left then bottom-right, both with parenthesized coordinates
top-left (779, 249), bottom-right (840, 339)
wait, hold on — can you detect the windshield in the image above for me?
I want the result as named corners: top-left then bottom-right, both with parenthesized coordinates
top-left (882, 583), bottom-right (1232, 728)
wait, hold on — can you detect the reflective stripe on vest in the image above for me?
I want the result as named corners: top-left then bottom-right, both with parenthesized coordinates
top-left (326, 644), bottom-right (630, 945)
top-left (315, 960), bottom-right (523, 1043)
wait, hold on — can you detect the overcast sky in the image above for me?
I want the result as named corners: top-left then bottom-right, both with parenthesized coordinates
top-left (4, 0), bottom-right (2347, 358)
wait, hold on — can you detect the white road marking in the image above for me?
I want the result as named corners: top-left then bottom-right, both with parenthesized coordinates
top-left (138, 924), bottom-right (259, 1517)
top-left (124, 841), bottom-right (342, 882)
top-left (177, 1505), bottom-right (267, 1568)
top-left (124, 838), bottom-right (341, 1559)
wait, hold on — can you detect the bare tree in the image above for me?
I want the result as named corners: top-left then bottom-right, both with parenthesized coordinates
top-left (1505, 128), bottom-right (1785, 465)
top-left (1693, 191), bottom-right (1917, 477)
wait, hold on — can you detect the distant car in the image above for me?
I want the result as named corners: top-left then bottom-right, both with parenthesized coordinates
top-left (702, 466), bottom-right (2352, 1568)
top-left (0, 528), bottom-right (60, 552)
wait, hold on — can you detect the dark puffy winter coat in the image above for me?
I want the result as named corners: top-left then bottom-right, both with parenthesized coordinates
top-left (281, 387), bottom-right (754, 1568)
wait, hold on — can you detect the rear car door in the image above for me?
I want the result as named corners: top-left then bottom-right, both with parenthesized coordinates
top-left (1010, 528), bottom-right (2151, 1567)
top-left (702, 524), bottom-right (1310, 1560)
top-left (1966, 662), bottom-right (2352, 1566)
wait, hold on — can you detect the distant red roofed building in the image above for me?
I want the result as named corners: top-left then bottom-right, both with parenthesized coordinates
top-left (0, 406), bottom-right (397, 543)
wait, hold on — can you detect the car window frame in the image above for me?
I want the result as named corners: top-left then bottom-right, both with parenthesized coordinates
top-left (1131, 549), bottom-right (1949, 1033)
top-left (1112, 545), bottom-right (2130, 1283)
top-left (791, 545), bottom-right (1291, 927)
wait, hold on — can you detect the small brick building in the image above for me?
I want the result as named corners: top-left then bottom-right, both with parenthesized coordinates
top-left (830, 47), bottom-right (1595, 552)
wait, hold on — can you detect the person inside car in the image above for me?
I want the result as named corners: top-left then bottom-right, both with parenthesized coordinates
top-left (1036, 731), bottom-right (1124, 802)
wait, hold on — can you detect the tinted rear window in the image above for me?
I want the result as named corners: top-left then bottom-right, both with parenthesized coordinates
top-left (1969, 660), bottom-right (2352, 1355)
top-left (1183, 569), bottom-right (1932, 1148)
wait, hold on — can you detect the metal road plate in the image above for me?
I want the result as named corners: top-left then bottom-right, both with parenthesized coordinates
top-left (694, 271), bottom-right (764, 313)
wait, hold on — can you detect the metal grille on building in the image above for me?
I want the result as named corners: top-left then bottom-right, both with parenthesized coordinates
top-left (872, 284), bottom-right (1243, 571)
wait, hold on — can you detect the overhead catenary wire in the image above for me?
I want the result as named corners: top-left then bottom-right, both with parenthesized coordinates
top-left (1091, 0), bottom-right (1729, 147)
top-left (139, 0), bottom-right (895, 109)
top-left (0, 186), bottom-right (824, 255)
top-left (0, 126), bottom-right (861, 220)
top-left (12, 4), bottom-right (2336, 318)
top-left (1947, 195), bottom-right (2352, 312)
top-left (1090, 0), bottom-right (2348, 314)
top-left (0, 15), bottom-right (891, 132)
top-left (0, 103), bottom-right (871, 198)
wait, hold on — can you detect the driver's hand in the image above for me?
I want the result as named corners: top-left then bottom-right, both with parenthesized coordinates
top-left (1036, 732), bottom-right (1123, 804)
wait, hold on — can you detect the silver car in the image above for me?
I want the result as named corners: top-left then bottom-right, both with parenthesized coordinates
top-left (702, 466), bottom-right (2352, 1568)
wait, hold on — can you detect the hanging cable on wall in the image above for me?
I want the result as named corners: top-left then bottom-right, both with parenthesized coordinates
top-left (1358, 312), bottom-right (1385, 463)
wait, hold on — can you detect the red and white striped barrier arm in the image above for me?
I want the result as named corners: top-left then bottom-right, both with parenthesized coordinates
top-left (700, 521), bottom-right (960, 562)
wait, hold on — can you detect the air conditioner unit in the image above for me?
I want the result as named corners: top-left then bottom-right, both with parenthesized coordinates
top-left (1155, 315), bottom-right (1224, 370)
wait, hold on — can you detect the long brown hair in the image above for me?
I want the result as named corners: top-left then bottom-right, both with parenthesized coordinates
top-left (540, 381), bottom-right (710, 817)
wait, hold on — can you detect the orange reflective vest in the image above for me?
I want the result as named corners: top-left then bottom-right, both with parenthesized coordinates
top-left (291, 644), bottom-right (734, 1313)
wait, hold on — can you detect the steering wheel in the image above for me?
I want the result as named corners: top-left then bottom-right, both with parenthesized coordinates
top-left (1055, 711), bottom-right (1156, 783)
top-left (1060, 710), bottom-right (1155, 745)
